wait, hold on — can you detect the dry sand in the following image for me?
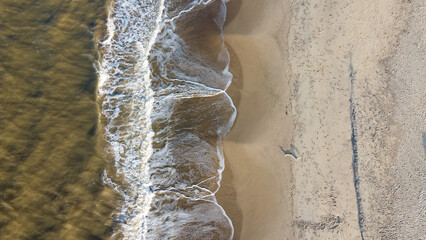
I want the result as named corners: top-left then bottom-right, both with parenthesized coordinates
top-left (217, 0), bottom-right (425, 239)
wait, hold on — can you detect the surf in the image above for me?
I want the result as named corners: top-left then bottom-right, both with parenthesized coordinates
top-left (97, 0), bottom-right (235, 239)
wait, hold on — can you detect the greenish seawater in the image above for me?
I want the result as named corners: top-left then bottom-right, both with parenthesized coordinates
top-left (0, 1), bottom-right (117, 239)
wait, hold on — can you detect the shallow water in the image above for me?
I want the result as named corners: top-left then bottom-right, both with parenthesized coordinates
top-left (99, 0), bottom-right (235, 239)
top-left (1, 0), bottom-right (235, 239)
top-left (0, 0), bottom-right (116, 239)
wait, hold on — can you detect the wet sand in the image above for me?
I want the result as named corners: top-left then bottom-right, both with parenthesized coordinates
top-left (217, 0), bottom-right (294, 239)
top-left (218, 0), bottom-right (425, 239)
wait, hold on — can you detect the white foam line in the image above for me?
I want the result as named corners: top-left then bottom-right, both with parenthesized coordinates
top-left (168, 77), bottom-right (228, 92)
top-left (99, 0), bottom-right (167, 239)
top-left (156, 1), bottom-right (237, 238)
top-left (98, 0), bottom-right (236, 239)
top-left (209, 1), bottom-right (237, 239)
top-left (151, 178), bottom-right (217, 199)
top-left (133, 4), bottom-right (165, 239)
top-left (165, 0), bottom-right (215, 23)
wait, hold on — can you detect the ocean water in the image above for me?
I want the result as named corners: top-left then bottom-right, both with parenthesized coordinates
top-left (98, 0), bottom-right (236, 239)
top-left (0, 0), bottom-right (117, 239)
top-left (0, 0), bottom-right (234, 239)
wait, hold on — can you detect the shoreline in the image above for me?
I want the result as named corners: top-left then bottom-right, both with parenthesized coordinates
top-left (218, 0), bottom-right (424, 239)
top-left (217, 0), bottom-right (294, 239)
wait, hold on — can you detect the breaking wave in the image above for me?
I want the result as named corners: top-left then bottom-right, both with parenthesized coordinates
top-left (97, 0), bottom-right (235, 239)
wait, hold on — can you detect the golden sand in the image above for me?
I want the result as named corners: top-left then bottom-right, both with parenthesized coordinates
top-left (218, 0), bottom-right (425, 239)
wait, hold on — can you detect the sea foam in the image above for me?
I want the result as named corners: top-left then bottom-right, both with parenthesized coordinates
top-left (98, 0), bottom-right (235, 239)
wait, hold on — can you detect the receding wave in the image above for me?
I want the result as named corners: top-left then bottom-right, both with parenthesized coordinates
top-left (97, 0), bottom-right (235, 239)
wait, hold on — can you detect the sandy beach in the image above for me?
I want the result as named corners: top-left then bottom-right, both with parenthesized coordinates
top-left (218, 0), bottom-right (425, 239)
top-left (217, 1), bottom-right (294, 239)
top-left (0, 0), bottom-right (423, 239)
